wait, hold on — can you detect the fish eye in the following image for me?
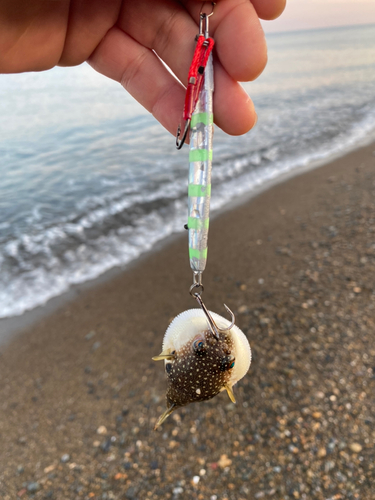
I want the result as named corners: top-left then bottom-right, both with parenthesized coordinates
top-left (220, 355), bottom-right (235, 371)
top-left (193, 337), bottom-right (206, 355)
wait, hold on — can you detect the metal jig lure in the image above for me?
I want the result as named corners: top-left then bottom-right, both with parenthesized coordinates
top-left (153, 3), bottom-right (252, 429)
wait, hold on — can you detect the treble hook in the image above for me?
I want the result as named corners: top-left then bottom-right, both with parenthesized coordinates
top-left (176, 118), bottom-right (191, 149)
top-left (189, 283), bottom-right (236, 340)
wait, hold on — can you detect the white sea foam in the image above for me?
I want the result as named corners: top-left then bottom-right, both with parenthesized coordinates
top-left (1, 110), bottom-right (374, 319)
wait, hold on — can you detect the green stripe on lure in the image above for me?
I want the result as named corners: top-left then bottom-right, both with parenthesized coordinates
top-left (187, 40), bottom-right (214, 274)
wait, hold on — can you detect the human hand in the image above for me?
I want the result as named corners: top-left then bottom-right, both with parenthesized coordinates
top-left (0, 0), bottom-right (285, 136)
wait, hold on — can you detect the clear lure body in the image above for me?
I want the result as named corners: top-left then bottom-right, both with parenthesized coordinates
top-left (188, 50), bottom-right (214, 277)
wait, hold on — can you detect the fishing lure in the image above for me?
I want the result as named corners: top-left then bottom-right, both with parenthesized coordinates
top-left (153, 3), bottom-right (251, 429)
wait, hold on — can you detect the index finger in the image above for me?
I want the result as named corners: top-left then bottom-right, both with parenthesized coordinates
top-left (183, 0), bottom-right (268, 82)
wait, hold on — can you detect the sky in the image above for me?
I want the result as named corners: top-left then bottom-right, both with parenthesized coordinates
top-left (261, 0), bottom-right (375, 33)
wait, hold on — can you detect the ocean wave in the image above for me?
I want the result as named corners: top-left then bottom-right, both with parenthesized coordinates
top-left (1, 107), bottom-right (374, 318)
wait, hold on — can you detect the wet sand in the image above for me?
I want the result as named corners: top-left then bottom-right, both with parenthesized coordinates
top-left (1, 143), bottom-right (375, 499)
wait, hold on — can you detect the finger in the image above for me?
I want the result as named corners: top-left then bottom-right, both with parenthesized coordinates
top-left (213, 63), bottom-right (257, 135)
top-left (88, 26), bottom-right (186, 136)
top-left (117, 1), bottom-right (196, 87)
top-left (59, 0), bottom-right (122, 66)
top-left (118, 0), bottom-right (267, 84)
top-left (250, 0), bottom-right (287, 20)
top-left (189, 0), bottom-right (286, 21)
top-left (115, 0), bottom-right (262, 134)
top-left (88, 26), bottom-right (255, 136)
top-left (0, 0), bottom-right (69, 72)
top-left (182, 0), bottom-right (268, 82)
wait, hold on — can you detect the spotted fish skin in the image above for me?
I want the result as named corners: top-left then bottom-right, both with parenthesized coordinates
top-left (153, 309), bottom-right (251, 428)
top-left (165, 329), bottom-right (235, 408)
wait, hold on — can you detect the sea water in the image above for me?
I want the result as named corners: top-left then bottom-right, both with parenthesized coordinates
top-left (1, 24), bottom-right (375, 318)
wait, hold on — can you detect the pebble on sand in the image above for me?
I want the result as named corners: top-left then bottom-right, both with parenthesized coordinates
top-left (317, 447), bottom-right (327, 458)
top-left (217, 454), bottom-right (232, 468)
top-left (349, 443), bottom-right (363, 453)
top-left (85, 330), bottom-right (96, 340)
top-left (60, 453), bottom-right (70, 463)
top-left (43, 464), bottom-right (56, 473)
top-left (27, 482), bottom-right (40, 493)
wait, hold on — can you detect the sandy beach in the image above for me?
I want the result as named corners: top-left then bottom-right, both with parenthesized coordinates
top-left (1, 142), bottom-right (375, 499)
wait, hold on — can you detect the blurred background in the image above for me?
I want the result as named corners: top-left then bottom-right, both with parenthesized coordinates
top-left (0, 0), bottom-right (375, 321)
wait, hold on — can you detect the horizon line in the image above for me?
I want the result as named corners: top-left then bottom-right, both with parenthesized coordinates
top-left (263, 21), bottom-right (375, 36)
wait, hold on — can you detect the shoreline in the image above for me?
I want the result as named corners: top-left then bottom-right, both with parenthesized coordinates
top-left (2, 136), bottom-right (374, 347)
top-left (1, 139), bottom-right (375, 498)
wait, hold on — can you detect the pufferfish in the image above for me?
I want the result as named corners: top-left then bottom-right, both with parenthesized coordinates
top-left (153, 308), bottom-right (251, 429)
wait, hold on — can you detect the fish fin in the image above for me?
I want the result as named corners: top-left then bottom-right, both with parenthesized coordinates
top-left (152, 349), bottom-right (175, 361)
top-left (154, 404), bottom-right (176, 430)
top-left (225, 384), bottom-right (236, 404)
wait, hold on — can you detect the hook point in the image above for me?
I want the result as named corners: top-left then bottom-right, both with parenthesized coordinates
top-left (176, 119), bottom-right (190, 149)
